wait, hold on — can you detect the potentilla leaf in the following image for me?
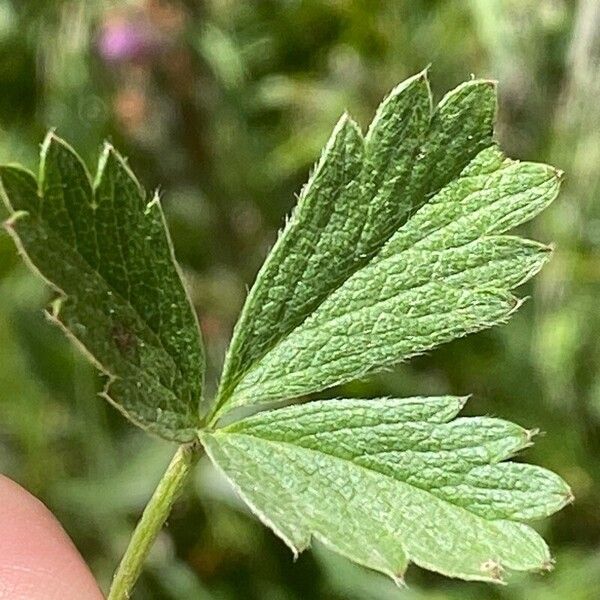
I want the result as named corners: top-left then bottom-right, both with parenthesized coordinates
top-left (201, 397), bottom-right (572, 583)
top-left (0, 72), bottom-right (570, 588)
top-left (200, 72), bottom-right (570, 585)
top-left (0, 134), bottom-right (205, 441)
top-left (210, 72), bottom-right (560, 421)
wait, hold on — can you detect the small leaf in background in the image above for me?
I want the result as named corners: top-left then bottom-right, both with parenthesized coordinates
top-left (202, 397), bottom-right (572, 583)
top-left (0, 134), bottom-right (205, 441)
top-left (211, 72), bottom-right (560, 421)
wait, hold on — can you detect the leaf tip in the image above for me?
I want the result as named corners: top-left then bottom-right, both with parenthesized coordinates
top-left (479, 78), bottom-right (498, 88)
top-left (457, 394), bottom-right (471, 410)
top-left (479, 559), bottom-right (505, 583)
top-left (540, 557), bottom-right (556, 573)
top-left (40, 128), bottom-right (69, 157)
top-left (416, 64), bottom-right (430, 80)
top-left (509, 294), bottom-right (527, 315)
top-left (96, 140), bottom-right (143, 196)
top-left (40, 128), bottom-right (58, 150)
top-left (39, 130), bottom-right (93, 188)
top-left (448, 394), bottom-right (473, 419)
top-left (336, 110), bottom-right (358, 132)
top-left (289, 536), bottom-right (310, 561)
top-left (383, 68), bottom-right (432, 104)
top-left (48, 296), bottom-right (63, 319)
top-left (466, 77), bottom-right (498, 91)
top-left (563, 486), bottom-right (576, 506)
top-left (524, 427), bottom-right (540, 445)
top-left (97, 140), bottom-right (115, 166)
top-left (145, 192), bottom-right (161, 215)
top-left (440, 77), bottom-right (498, 111)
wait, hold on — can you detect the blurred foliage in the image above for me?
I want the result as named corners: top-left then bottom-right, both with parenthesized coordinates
top-left (0, 0), bottom-right (598, 598)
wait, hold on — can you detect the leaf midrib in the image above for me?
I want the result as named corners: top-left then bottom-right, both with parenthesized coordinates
top-left (216, 429), bottom-right (524, 525)
top-left (40, 150), bottom-right (190, 385)
top-left (224, 160), bottom-right (555, 401)
top-left (215, 105), bottom-right (436, 410)
top-left (26, 209), bottom-right (190, 394)
top-left (232, 286), bottom-right (513, 399)
top-left (264, 238), bottom-right (519, 336)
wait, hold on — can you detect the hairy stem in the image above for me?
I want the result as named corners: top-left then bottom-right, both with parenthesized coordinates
top-left (107, 443), bottom-right (201, 600)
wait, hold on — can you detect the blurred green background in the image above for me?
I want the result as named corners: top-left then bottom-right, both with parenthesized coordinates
top-left (0, 0), bottom-right (599, 598)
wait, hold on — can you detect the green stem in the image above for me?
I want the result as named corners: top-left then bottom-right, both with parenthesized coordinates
top-left (107, 443), bottom-right (201, 600)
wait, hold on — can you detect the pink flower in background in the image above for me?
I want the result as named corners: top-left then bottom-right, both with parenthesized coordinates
top-left (98, 14), bottom-right (158, 63)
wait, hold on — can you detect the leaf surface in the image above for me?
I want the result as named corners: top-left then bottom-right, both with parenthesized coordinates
top-left (0, 135), bottom-right (204, 441)
top-left (202, 73), bottom-right (569, 584)
top-left (202, 397), bottom-right (572, 583)
top-left (0, 73), bottom-right (571, 586)
top-left (212, 73), bottom-right (560, 420)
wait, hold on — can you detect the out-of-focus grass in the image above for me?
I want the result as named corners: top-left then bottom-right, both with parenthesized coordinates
top-left (0, 1), bottom-right (598, 598)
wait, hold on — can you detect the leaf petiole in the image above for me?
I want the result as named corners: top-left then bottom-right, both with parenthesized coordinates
top-left (107, 443), bottom-right (201, 600)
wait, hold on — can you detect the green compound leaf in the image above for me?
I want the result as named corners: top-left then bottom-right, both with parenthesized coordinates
top-left (0, 134), bottom-right (204, 441)
top-left (211, 71), bottom-right (561, 421)
top-left (202, 397), bottom-right (572, 583)
top-left (201, 72), bottom-right (569, 584)
top-left (0, 72), bottom-right (570, 587)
